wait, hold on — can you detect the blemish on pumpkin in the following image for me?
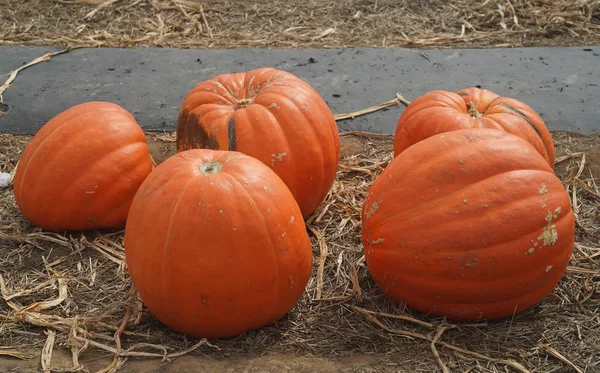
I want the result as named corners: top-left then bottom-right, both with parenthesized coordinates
top-left (528, 247), bottom-right (535, 255)
top-left (462, 199), bottom-right (467, 204)
top-left (289, 216), bottom-right (295, 224)
top-left (538, 185), bottom-right (548, 194)
top-left (545, 265), bottom-right (553, 272)
top-left (365, 201), bottom-right (380, 219)
top-left (232, 226), bottom-right (237, 231)
top-left (267, 209), bottom-right (271, 214)
top-left (459, 159), bottom-right (464, 164)
top-left (288, 275), bottom-right (295, 288)
top-left (455, 210), bottom-right (460, 214)
top-left (85, 190), bottom-right (95, 194)
top-left (219, 209), bottom-right (224, 215)
top-left (282, 232), bottom-right (287, 237)
top-left (270, 152), bottom-right (288, 167)
top-left (482, 205), bottom-right (489, 209)
top-left (266, 102), bottom-right (280, 109)
top-left (372, 238), bottom-right (385, 244)
top-left (538, 224), bottom-right (558, 246)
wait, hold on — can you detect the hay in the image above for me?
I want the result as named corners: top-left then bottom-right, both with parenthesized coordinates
top-left (0, 0), bottom-right (598, 49)
top-left (1, 127), bottom-right (599, 372)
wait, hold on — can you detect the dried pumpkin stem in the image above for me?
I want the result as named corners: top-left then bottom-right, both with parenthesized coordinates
top-left (467, 101), bottom-right (483, 118)
top-left (235, 98), bottom-right (254, 109)
top-left (200, 161), bottom-right (222, 174)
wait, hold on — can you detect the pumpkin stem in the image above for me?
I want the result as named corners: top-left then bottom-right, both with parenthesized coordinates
top-left (200, 161), bottom-right (222, 174)
top-left (467, 102), bottom-right (483, 119)
top-left (235, 98), bottom-right (254, 109)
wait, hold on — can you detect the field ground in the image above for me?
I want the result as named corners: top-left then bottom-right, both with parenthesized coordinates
top-left (1, 1), bottom-right (600, 372)
top-left (1, 0), bottom-right (599, 49)
top-left (2, 131), bottom-right (600, 372)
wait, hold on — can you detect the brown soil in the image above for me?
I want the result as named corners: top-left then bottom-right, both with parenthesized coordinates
top-left (1, 0), bottom-right (599, 49)
top-left (1, 350), bottom-right (383, 373)
top-left (1, 1), bottom-right (600, 372)
top-left (1, 131), bottom-right (600, 373)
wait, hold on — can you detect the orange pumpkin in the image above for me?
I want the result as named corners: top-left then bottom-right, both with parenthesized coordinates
top-left (394, 88), bottom-right (555, 166)
top-left (362, 128), bottom-right (574, 321)
top-left (124, 149), bottom-right (313, 339)
top-left (13, 102), bottom-right (153, 232)
top-left (176, 67), bottom-right (340, 218)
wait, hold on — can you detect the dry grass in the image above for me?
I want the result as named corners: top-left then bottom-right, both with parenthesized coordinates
top-left (0, 0), bottom-right (599, 49)
top-left (1, 128), bottom-right (599, 372)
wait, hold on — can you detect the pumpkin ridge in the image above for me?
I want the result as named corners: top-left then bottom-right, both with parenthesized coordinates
top-left (370, 208), bottom-right (573, 259)
top-left (281, 90), bottom-right (330, 209)
top-left (157, 173), bottom-right (200, 317)
top-left (258, 92), bottom-right (322, 206)
top-left (368, 188), bottom-right (572, 254)
top-left (383, 265), bottom-right (567, 313)
top-left (368, 163), bottom-right (553, 226)
top-left (497, 103), bottom-right (547, 146)
top-left (247, 102), bottom-right (299, 196)
top-left (49, 139), bottom-right (149, 202)
top-left (220, 169), bottom-right (282, 322)
top-left (94, 145), bottom-right (155, 227)
top-left (15, 107), bottom-right (125, 199)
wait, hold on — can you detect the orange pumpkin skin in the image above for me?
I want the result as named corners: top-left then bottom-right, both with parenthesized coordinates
top-left (124, 149), bottom-right (313, 339)
top-left (394, 88), bottom-right (555, 166)
top-left (13, 102), bottom-right (153, 232)
top-left (362, 128), bottom-right (574, 321)
top-left (176, 67), bottom-right (340, 218)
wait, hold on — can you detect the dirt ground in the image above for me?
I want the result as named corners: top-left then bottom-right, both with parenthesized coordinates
top-left (2, 131), bottom-right (600, 373)
top-left (1, 1), bottom-right (600, 373)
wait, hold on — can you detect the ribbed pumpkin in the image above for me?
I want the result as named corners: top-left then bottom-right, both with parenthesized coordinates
top-left (362, 128), bottom-right (574, 321)
top-left (176, 67), bottom-right (340, 218)
top-left (13, 102), bottom-right (153, 232)
top-left (124, 149), bottom-right (313, 339)
top-left (394, 88), bottom-right (555, 166)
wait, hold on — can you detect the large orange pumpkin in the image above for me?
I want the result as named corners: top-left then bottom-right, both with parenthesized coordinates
top-left (394, 88), bottom-right (555, 166)
top-left (362, 128), bottom-right (574, 321)
top-left (176, 67), bottom-right (340, 218)
top-left (13, 102), bottom-right (153, 232)
top-left (124, 149), bottom-right (313, 339)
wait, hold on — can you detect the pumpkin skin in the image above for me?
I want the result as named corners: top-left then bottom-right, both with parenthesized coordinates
top-left (362, 128), bottom-right (574, 321)
top-left (13, 102), bottom-right (153, 232)
top-left (394, 88), bottom-right (555, 166)
top-left (124, 149), bottom-right (313, 339)
top-left (176, 67), bottom-right (340, 218)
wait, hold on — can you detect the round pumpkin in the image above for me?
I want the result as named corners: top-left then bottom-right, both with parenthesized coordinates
top-left (362, 128), bottom-right (574, 321)
top-left (124, 149), bottom-right (313, 339)
top-left (176, 67), bottom-right (340, 218)
top-left (13, 102), bottom-right (153, 232)
top-left (394, 87), bottom-right (555, 166)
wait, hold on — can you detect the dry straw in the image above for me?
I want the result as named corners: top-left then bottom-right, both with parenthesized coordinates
top-left (0, 0), bottom-right (598, 48)
top-left (1, 2), bottom-right (600, 368)
top-left (1, 99), bottom-right (599, 372)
